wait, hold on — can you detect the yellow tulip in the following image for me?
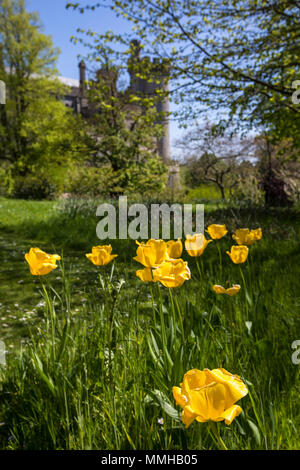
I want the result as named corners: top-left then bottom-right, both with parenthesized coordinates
top-left (152, 258), bottom-right (191, 288)
top-left (252, 228), bottom-right (262, 240)
top-left (25, 247), bottom-right (61, 276)
top-left (206, 224), bottom-right (228, 240)
top-left (173, 368), bottom-right (248, 428)
top-left (213, 284), bottom-right (241, 296)
top-left (185, 233), bottom-right (212, 257)
top-left (232, 228), bottom-right (262, 246)
top-left (226, 245), bottom-right (249, 264)
top-left (136, 267), bottom-right (154, 283)
top-left (86, 245), bottom-right (118, 266)
top-left (133, 239), bottom-right (168, 268)
top-left (166, 238), bottom-right (183, 259)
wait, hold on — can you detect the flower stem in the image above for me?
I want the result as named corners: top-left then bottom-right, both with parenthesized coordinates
top-left (209, 421), bottom-right (228, 450)
top-left (217, 242), bottom-right (222, 274)
top-left (40, 279), bottom-right (55, 358)
top-left (108, 294), bottom-right (118, 391)
top-left (195, 257), bottom-right (202, 279)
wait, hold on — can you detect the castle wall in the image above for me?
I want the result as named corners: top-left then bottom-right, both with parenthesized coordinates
top-left (156, 78), bottom-right (170, 164)
top-left (127, 45), bottom-right (171, 164)
top-left (61, 47), bottom-right (171, 164)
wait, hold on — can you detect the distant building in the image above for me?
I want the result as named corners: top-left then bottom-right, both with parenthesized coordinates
top-left (58, 40), bottom-right (171, 164)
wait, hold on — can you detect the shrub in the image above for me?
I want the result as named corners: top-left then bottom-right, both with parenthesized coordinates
top-left (231, 175), bottom-right (264, 206)
top-left (12, 174), bottom-right (57, 200)
top-left (63, 165), bottom-right (114, 197)
top-left (0, 166), bottom-right (14, 196)
top-left (184, 185), bottom-right (225, 202)
top-left (259, 170), bottom-right (292, 207)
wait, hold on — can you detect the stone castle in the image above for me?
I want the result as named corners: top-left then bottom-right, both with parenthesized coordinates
top-left (59, 40), bottom-right (171, 164)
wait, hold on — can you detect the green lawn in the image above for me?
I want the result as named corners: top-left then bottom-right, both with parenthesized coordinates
top-left (0, 197), bottom-right (299, 449)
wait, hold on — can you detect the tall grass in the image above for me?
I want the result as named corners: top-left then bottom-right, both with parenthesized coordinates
top-left (0, 198), bottom-right (299, 449)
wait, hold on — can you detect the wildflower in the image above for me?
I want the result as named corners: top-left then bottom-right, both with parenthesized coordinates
top-left (86, 245), bottom-right (118, 266)
top-left (25, 248), bottom-right (61, 276)
top-left (152, 258), bottom-right (191, 288)
top-left (226, 245), bottom-right (249, 264)
top-left (166, 238), bottom-right (183, 259)
top-left (232, 228), bottom-right (262, 246)
top-left (206, 224), bottom-right (228, 240)
top-left (173, 368), bottom-right (248, 428)
top-left (157, 418), bottom-right (164, 425)
top-left (213, 284), bottom-right (241, 296)
top-left (185, 233), bottom-right (212, 257)
top-left (133, 239), bottom-right (168, 268)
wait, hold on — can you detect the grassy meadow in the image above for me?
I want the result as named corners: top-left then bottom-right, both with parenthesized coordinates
top-left (0, 196), bottom-right (299, 450)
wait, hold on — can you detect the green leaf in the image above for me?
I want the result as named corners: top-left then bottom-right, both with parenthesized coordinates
top-left (247, 419), bottom-right (261, 446)
top-left (150, 390), bottom-right (181, 421)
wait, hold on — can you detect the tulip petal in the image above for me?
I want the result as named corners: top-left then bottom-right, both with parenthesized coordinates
top-left (227, 245), bottom-right (249, 264)
top-left (182, 405), bottom-right (198, 428)
top-left (25, 247), bottom-right (60, 276)
top-left (167, 239), bottom-right (183, 258)
top-left (136, 268), bottom-right (153, 282)
top-left (206, 224), bottom-right (228, 240)
top-left (173, 367), bottom-right (248, 428)
top-left (205, 368), bottom-right (248, 407)
top-left (86, 246), bottom-right (117, 266)
top-left (220, 405), bottom-right (242, 425)
top-left (172, 386), bottom-right (187, 408)
top-left (152, 259), bottom-right (191, 288)
top-left (185, 234), bottom-right (212, 257)
top-left (226, 285), bottom-right (241, 296)
top-left (134, 239), bottom-right (168, 267)
top-left (213, 285), bottom-right (226, 294)
top-left (188, 383), bottom-right (227, 421)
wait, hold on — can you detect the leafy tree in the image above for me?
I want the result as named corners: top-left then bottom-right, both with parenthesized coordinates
top-left (0, 0), bottom-right (86, 185)
top-left (179, 122), bottom-right (254, 200)
top-left (66, 0), bottom-right (300, 153)
top-left (80, 53), bottom-right (168, 195)
top-left (255, 135), bottom-right (300, 205)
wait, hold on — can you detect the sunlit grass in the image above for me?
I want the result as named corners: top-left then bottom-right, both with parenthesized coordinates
top-left (0, 197), bottom-right (299, 449)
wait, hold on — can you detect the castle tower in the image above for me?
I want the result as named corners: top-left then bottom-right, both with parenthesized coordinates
top-left (78, 59), bottom-right (89, 115)
top-left (152, 58), bottom-right (171, 165)
top-left (127, 40), bottom-right (171, 164)
top-left (79, 59), bottom-right (86, 96)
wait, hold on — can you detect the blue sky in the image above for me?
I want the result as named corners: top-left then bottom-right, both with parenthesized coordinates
top-left (27, 0), bottom-right (130, 79)
top-left (27, 0), bottom-right (185, 155)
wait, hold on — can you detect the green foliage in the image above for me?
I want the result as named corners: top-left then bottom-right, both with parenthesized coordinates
top-left (12, 173), bottom-right (57, 200)
top-left (67, 0), bottom-right (300, 154)
top-left (0, 198), bottom-right (300, 449)
top-left (0, 0), bottom-right (88, 184)
top-left (184, 185), bottom-right (227, 202)
top-left (108, 157), bottom-right (168, 196)
top-left (82, 66), bottom-right (168, 195)
top-left (0, 165), bottom-right (14, 196)
top-left (0, 0), bottom-right (58, 166)
top-left (179, 123), bottom-right (257, 201)
top-left (184, 153), bottom-right (234, 200)
top-left (231, 175), bottom-right (264, 207)
top-left (18, 85), bottom-right (87, 172)
top-left (63, 158), bottom-right (168, 198)
top-left (63, 166), bottom-right (114, 197)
